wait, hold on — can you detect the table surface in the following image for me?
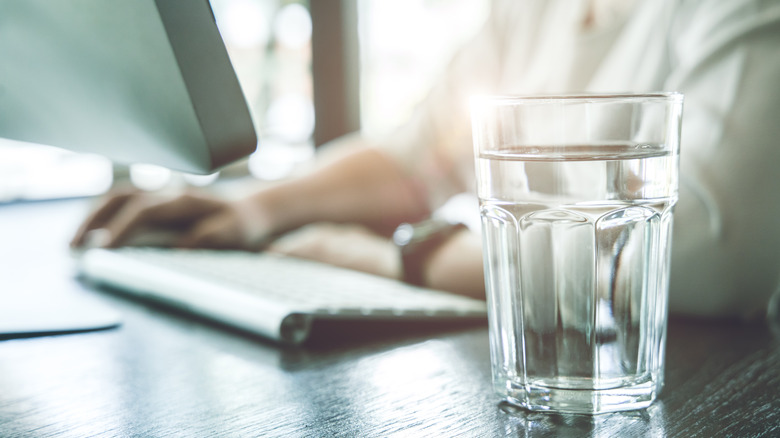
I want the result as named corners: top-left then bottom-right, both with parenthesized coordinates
top-left (1, 199), bottom-right (779, 437)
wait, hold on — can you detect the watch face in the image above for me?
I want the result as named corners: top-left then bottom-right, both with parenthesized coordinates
top-left (392, 223), bottom-right (416, 247)
top-left (393, 219), bottom-right (465, 248)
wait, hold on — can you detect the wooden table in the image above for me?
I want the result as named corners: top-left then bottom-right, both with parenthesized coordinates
top-left (1, 199), bottom-right (778, 437)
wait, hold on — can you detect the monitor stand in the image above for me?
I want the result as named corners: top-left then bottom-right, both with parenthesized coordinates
top-left (0, 198), bottom-right (121, 339)
top-left (0, 281), bottom-right (120, 339)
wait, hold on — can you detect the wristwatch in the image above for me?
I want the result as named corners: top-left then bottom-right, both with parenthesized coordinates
top-left (392, 218), bottom-right (467, 287)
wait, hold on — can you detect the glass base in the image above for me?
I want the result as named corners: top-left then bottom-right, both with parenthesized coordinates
top-left (501, 380), bottom-right (660, 415)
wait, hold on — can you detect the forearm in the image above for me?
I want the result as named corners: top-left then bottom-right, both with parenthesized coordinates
top-left (242, 137), bottom-right (431, 238)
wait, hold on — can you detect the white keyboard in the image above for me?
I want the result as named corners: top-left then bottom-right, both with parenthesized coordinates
top-left (78, 247), bottom-right (487, 344)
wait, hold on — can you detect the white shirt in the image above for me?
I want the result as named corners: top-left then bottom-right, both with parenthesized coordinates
top-left (374, 0), bottom-right (780, 319)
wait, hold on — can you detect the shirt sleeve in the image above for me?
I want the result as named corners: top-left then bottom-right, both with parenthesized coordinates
top-left (665, 0), bottom-right (780, 319)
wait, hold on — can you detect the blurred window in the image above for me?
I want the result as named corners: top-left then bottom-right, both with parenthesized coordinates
top-left (0, 140), bottom-right (113, 203)
top-left (357, 0), bottom-right (490, 137)
top-left (211, 0), bottom-right (315, 181)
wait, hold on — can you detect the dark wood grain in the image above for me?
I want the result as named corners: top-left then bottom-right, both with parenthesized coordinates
top-left (1, 200), bottom-right (778, 437)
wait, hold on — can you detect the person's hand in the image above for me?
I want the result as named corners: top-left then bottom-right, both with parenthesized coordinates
top-left (70, 189), bottom-right (271, 251)
top-left (267, 223), bottom-right (402, 280)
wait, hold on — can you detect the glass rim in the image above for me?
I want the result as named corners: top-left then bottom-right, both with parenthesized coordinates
top-left (472, 92), bottom-right (683, 105)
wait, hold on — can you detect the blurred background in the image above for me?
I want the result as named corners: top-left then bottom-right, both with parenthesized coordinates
top-left (0, 0), bottom-right (489, 201)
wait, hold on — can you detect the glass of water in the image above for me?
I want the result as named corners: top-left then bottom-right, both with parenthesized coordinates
top-left (471, 93), bottom-right (684, 414)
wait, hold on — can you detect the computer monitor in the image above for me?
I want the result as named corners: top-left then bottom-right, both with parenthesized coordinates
top-left (0, 0), bottom-right (257, 174)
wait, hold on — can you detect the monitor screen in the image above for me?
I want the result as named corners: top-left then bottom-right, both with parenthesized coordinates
top-left (0, 0), bottom-right (257, 174)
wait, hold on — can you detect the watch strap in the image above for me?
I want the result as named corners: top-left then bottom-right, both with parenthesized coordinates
top-left (393, 219), bottom-right (467, 287)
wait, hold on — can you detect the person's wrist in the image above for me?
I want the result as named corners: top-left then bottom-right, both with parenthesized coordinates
top-left (392, 219), bottom-right (467, 287)
top-left (422, 229), bottom-right (485, 297)
top-left (233, 195), bottom-right (275, 250)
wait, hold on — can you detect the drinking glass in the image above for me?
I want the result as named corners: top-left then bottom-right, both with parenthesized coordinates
top-left (471, 93), bottom-right (684, 414)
